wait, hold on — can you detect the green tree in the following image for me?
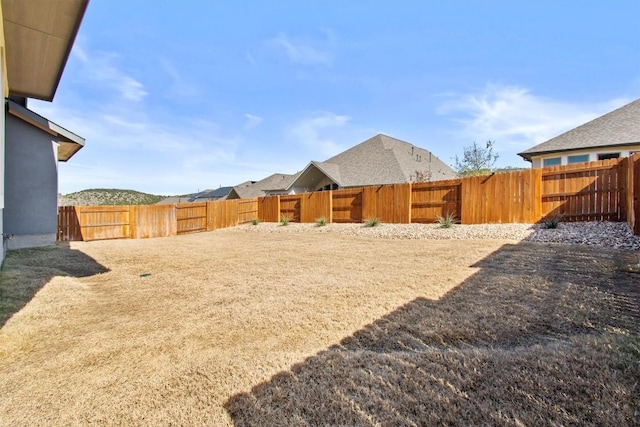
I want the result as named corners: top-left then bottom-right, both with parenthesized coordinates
top-left (453, 140), bottom-right (499, 176)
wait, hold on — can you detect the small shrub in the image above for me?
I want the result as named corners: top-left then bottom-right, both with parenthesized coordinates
top-left (364, 217), bottom-right (381, 227)
top-left (315, 217), bottom-right (327, 227)
top-left (280, 214), bottom-right (290, 226)
top-left (251, 218), bottom-right (260, 226)
top-left (541, 215), bottom-right (562, 229)
top-left (436, 212), bottom-right (458, 229)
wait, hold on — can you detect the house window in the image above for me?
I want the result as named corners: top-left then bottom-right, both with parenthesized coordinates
top-left (568, 154), bottom-right (589, 164)
top-left (597, 153), bottom-right (620, 160)
top-left (318, 183), bottom-right (338, 191)
top-left (543, 157), bottom-right (561, 167)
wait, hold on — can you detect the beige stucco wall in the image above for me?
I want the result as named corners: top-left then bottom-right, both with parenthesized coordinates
top-left (530, 145), bottom-right (640, 168)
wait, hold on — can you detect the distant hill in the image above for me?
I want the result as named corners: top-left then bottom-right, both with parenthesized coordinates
top-left (59, 189), bottom-right (169, 206)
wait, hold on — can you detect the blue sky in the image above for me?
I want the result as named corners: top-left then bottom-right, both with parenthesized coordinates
top-left (32, 1), bottom-right (640, 195)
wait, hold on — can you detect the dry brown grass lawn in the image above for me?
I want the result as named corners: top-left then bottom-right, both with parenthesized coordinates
top-left (0, 227), bottom-right (638, 426)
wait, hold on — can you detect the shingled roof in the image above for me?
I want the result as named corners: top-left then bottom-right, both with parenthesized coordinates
top-left (276, 134), bottom-right (457, 192)
top-left (518, 98), bottom-right (640, 161)
top-left (228, 173), bottom-right (298, 199)
top-left (228, 134), bottom-right (456, 199)
top-left (320, 134), bottom-right (456, 186)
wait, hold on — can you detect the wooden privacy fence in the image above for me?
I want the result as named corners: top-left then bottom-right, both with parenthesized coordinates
top-left (58, 155), bottom-right (640, 242)
top-left (258, 155), bottom-right (640, 233)
top-left (58, 198), bottom-right (258, 241)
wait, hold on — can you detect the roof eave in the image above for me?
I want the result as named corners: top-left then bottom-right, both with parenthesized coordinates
top-left (282, 161), bottom-right (340, 192)
top-left (3, 0), bottom-right (89, 101)
top-left (310, 161), bottom-right (341, 185)
top-left (7, 99), bottom-right (85, 161)
top-left (518, 141), bottom-right (640, 161)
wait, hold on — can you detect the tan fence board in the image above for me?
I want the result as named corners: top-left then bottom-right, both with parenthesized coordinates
top-left (176, 202), bottom-right (207, 234)
top-left (258, 196), bottom-right (280, 222)
top-left (237, 198), bottom-right (258, 224)
top-left (280, 195), bottom-right (302, 222)
top-left (332, 188), bottom-right (362, 223)
top-left (300, 192), bottom-right (331, 223)
top-left (541, 159), bottom-right (623, 222)
top-left (131, 204), bottom-right (176, 238)
top-left (77, 206), bottom-right (131, 241)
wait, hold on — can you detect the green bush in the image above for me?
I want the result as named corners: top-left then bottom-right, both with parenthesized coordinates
top-left (251, 218), bottom-right (260, 226)
top-left (364, 217), bottom-right (381, 227)
top-left (280, 214), bottom-right (290, 226)
top-left (315, 217), bottom-right (328, 227)
top-left (436, 212), bottom-right (458, 229)
top-left (541, 215), bottom-right (562, 229)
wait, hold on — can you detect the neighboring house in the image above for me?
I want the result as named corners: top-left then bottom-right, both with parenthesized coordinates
top-left (227, 134), bottom-right (456, 199)
top-left (267, 134), bottom-right (456, 196)
top-left (227, 176), bottom-right (296, 200)
top-left (188, 186), bottom-right (234, 202)
top-left (157, 196), bottom-right (191, 205)
top-left (519, 98), bottom-right (640, 167)
top-left (1, 0), bottom-right (88, 256)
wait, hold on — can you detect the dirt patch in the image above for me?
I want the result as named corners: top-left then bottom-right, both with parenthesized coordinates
top-left (0, 229), bottom-right (637, 425)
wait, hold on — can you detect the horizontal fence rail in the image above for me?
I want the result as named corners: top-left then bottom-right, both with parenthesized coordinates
top-left (59, 155), bottom-right (640, 242)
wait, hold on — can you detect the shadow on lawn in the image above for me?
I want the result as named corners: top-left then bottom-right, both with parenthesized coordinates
top-left (225, 241), bottom-right (640, 426)
top-left (0, 242), bottom-right (109, 328)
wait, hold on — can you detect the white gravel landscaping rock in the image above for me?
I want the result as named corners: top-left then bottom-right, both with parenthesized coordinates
top-left (237, 221), bottom-right (640, 251)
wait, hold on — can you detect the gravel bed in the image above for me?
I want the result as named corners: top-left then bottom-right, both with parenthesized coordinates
top-left (237, 221), bottom-right (640, 251)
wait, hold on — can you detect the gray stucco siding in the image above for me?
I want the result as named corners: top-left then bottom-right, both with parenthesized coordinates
top-left (4, 114), bottom-right (59, 240)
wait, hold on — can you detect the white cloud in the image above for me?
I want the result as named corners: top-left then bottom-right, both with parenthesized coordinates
top-left (71, 43), bottom-right (89, 63)
top-left (244, 113), bottom-right (264, 130)
top-left (437, 84), bottom-right (631, 154)
top-left (272, 33), bottom-right (333, 66)
top-left (71, 42), bottom-right (148, 102)
top-left (30, 99), bottom-right (244, 194)
top-left (286, 112), bottom-right (351, 156)
top-left (245, 52), bottom-right (257, 65)
top-left (160, 59), bottom-right (200, 99)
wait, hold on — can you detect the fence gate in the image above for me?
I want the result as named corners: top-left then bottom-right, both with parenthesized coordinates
top-left (57, 206), bottom-right (82, 241)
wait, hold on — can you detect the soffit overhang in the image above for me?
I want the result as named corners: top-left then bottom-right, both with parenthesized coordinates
top-left (3, 0), bottom-right (88, 101)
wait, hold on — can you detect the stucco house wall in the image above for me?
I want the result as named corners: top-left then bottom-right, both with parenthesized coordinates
top-left (519, 99), bottom-right (640, 168)
top-left (4, 113), bottom-right (59, 249)
top-left (0, 0), bottom-right (88, 265)
top-left (529, 145), bottom-right (640, 168)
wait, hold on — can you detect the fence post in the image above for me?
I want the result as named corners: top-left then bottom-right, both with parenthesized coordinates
top-left (407, 183), bottom-right (412, 223)
top-left (628, 154), bottom-right (639, 234)
top-left (328, 190), bottom-right (333, 223)
top-left (173, 203), bottom-right (179, 236)
top-left (129, 205), bottom-right (136, 238)
top-left (618, 158), bottom-right (628, 222)
top-left (532, 168), bottom-right (543, 223)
